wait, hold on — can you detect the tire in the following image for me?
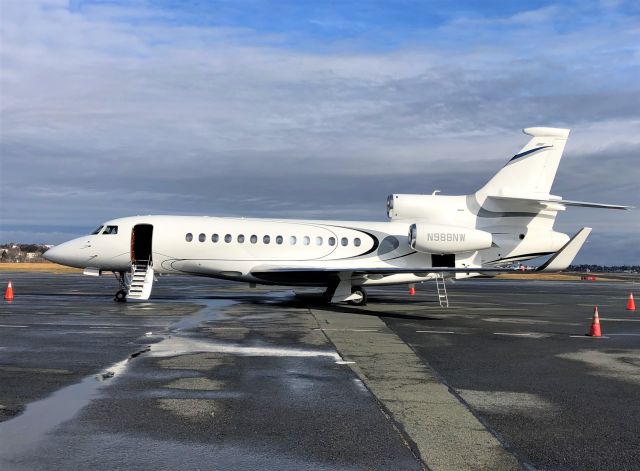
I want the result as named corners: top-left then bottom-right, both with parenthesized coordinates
top-left (348, 287), bottom-right (367, 306)
top-left (114, 290), bottom-right (127, 303)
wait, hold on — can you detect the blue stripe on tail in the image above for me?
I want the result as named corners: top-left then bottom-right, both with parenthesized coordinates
top-left (507, 145), bottom-right (553, 163)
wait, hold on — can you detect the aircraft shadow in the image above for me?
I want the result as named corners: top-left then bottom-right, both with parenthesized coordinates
top-left (237, 293), bottom-right (447, 321)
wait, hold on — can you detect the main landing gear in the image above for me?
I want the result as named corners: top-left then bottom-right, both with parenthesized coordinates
top-left (348, 286), bottom-right (367, 306)
top-left (322, 283), bottom-right (368, 306)
top-left (114, 271), bottom-right (129, 303)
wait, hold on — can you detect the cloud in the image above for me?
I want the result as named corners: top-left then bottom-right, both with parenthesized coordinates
top-left (1, 1), bottom-right (639, 263)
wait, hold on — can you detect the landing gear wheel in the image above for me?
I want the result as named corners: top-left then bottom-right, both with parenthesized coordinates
top-left (113, 271), bottom-right (129, 302)
top-left (348, 286), bottom-right (367, 306)
top-left (114, 290), bottom-right (127, 303)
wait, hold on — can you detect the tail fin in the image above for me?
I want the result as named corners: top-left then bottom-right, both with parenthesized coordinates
top-left (476, 127), bottom-right (570, 200)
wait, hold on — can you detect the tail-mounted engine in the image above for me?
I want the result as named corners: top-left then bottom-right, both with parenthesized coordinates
top-left (388, 194), bottom-right (437, 219)
top-left (387, 193), bottom-right (468, 223)
top-left (409, 223), bottom-right (493, 255)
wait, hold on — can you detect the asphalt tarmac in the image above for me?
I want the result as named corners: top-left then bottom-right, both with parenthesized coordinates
top-left (375, 280), bottom-right (640, 471)
top-left (0, 272), bottom-right (638, 470)
top-left (0, 273), bottom-right (421, 470)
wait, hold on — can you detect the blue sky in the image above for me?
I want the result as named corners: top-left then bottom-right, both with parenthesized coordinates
top-left (1, 0), bottom-right (639, 264)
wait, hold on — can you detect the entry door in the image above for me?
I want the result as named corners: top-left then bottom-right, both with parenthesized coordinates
top-left (131, 224), bottom-right (153, 263)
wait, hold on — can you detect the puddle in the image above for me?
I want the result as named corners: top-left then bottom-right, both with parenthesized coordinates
top-left (151, 296), bottom-right (340, 361)
top-left (0, 295), bottom-right (343, 458)
top-left (171, 301), bottom-right (227, 331)
top-left (0, 299), bottom-right (231, 458)
top-left (0, 357), bottom-right (130, 458)
top-left (150, 336), bottom-right (341, 360)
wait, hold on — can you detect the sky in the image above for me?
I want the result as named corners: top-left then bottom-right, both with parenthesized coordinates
top-left (0, 0), bottom-right (638, 264)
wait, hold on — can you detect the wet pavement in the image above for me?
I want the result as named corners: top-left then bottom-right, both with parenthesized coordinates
top-left (0, 272), bottom-right (638, 470)
top-left (0, 273), bottom-right (421, 470)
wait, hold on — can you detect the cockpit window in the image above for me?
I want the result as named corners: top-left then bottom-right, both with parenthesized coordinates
top-left (90, 226), bottom-right (104, 235)
top-left (103, 225), bottom-right (118, 235)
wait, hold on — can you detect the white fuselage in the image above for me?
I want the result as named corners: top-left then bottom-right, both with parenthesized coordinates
top-left (44, 205), bottom-right (568, 287)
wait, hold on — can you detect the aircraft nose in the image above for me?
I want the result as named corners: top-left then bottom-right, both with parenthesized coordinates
top-left (44, 239), bottom-right (91, 268)
top-left (43, 242), bottom-right (70, 265)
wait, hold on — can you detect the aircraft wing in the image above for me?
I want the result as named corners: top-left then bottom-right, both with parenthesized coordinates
top-left (252, 266), bottom-right (511, 277)
top-left (251, 227), bottom-right (592, 279)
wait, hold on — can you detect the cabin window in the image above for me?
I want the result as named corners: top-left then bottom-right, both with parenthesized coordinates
top-left (315, 236), bottom-right (323, 246)
top-left (103, 225), bottom-right (118, 235)
top-left (212, 234), bottom-right (219, 243)
top-left (328, 237), bottom-right (336, 246)
top-left (90, 226), bottom-right (104, 235)
top-left (263, 235), bottom-right (271, 244)
top-left (290, 235), bottom-right (297, 245)
top-left (341, 237), bottom-right (348, 246)
top-left (354, 238), bottom-right (361, 247)
top-left (186, 233), bottom-right (193, 242)
top-left (276, 235), bottom-right (283, 245)
top-left (303, 236), bottom-right (310, 245)
top-left (198, 233), bottom-right (206, 242)
top-left (224, 234), bottom-right (232, 243)
top-left (238, 234), bottom-right (245, 243)
top-left (250, 235), bottom-right (257, 244)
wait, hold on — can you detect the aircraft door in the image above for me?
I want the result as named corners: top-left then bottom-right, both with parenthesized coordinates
top-left (131, 224), bottom-right (153, 263)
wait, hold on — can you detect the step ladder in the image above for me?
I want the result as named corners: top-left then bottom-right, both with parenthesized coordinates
top-left (435, 273), bottom-right (449, 308)
top-left (128, 260), bottom-right (154, 300)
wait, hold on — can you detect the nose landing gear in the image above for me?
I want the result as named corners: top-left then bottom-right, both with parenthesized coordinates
top-left (114, 271), bottom-right (129, 303)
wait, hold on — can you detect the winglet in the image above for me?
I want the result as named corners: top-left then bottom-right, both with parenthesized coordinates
top-left (537, 227), bottom-right (592, 272)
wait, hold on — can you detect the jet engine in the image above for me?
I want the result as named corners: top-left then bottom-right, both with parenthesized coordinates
top-left (388, 194), bottom-right (443, 219)
top-left (387, 193), bottom-right (469, 225)
top-left (409, 223), bottom-right (493, 254)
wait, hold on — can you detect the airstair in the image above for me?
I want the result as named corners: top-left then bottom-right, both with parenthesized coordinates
top-left (127, 260), bottom-right (154, 300)
top-left (435, 273), bottom-right (449, 308)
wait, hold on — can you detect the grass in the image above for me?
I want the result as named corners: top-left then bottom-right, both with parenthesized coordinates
top-left (0, 262), bottom-right (82, 273)
top-left (495, 273), bottom-right (583, 281)
top-left (495, 272), bottom-right (634, 282)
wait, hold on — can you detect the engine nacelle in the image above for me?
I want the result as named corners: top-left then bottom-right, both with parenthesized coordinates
top-left (409, 223), bottom-right (493, 254)
top-left (388, 194), bottom-right (439, 219)
top-left (387, 193), bottom-right (468, 224)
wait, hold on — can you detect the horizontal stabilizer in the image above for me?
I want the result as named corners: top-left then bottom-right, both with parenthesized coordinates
top-left (547, 199), bottom-right (632, 210)
top-left (488, 194), bottom-right (632, 210)
top-left (536, 227), bottom-right (592, 272)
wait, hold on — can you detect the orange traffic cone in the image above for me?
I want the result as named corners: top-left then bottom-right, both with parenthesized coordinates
top-left (4, 281), bottom-right (14, 301)
top-left (627, 293), bottom-right (636, 311)
top-left (409, 284), bottom-right (416, 296)
top-left (587, 306), bottom-right (601, 337)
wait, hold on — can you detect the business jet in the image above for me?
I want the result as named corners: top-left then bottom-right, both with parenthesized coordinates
top-left (44, 127), bottom-right (630, 304)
